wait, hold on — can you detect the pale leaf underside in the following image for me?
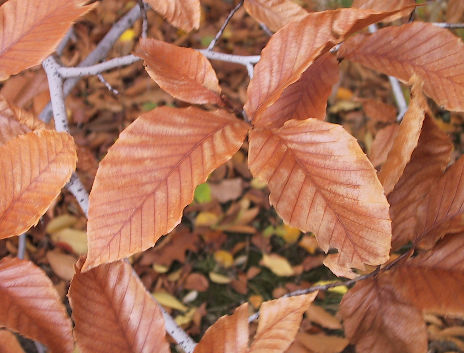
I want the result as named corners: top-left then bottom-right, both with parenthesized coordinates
top-left (248, 118), bottom-right (391, 276)
top-left (84, 106), bottom-right (248, 271)
top-left (340, 22), bottom-right (464, 112)
top-left (369, 124), bottom-right (399, 168)
top-left (0, 257), bottom-right (73, 353)
top-left (69, 259), bottom-right (170, 353)
top-left (145, 0), bottom-right (200, 32)
top-left (0, 130), bottom-right (77, 239)
top-left (136, 38), bottom-right (222, 105)
top-left (0, 0), bottom-right (94, 80)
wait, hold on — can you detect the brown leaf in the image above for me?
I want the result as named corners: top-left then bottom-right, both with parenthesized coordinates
top-left (0, 0), bottom-right (95, 80)
top-left (194, 303), bottom-right (249, 353)
top-left (184, 273), bottom-right (209, 292)
top-left (352, 0), bottom-right (415, 22)
top-left (378, 76), bottom-right (426, 194)
top-left (245, 6), bottom-right (414, 124)
top-left (447, 0), bottom-right (464, 23)
top-left (340, 277), bottom-right (427, 353)
top-left (136, 38), bottom-right (221, 105)
top-left (258, 53), bottom-right (339, 129)
top-left (295, 332), bottom-right (349, 353)
top-left (388, 115), bottom-right (453, 249)
top-left (361, 98), bottom-right (397, 123)
top-left (84, 107), bottom-right (248, 271)
top-left (390, 233), bottom-right (464, 317)
top-left (210, 178), bottom-right (244, 203)
top-left (248, 118), bottom-right (391, 276)
top-left (46, 250), bottom-right (76, 281)
top-left (0, 257), bottom-right (73, 353)
top-left (416, 155), bottom-right (464, 248)
top-left (306, 305), bottom-right (342, 330)
top-left (250, 293), bottom-right (317, 353)
top-left (0, 130), bottom-right (77, 239)
top-left (243, 0), bottom-right (308, 32)
top-left (0, 329), bottom-right (25, 353)
top-left (69, 259), bottom-right (170, 353)
top-left (145, 0), bottom-right (200, 32)
top-left (340, 22), bottom-right (464, 112)
top-left (368, 124), bottom-right (399, 167)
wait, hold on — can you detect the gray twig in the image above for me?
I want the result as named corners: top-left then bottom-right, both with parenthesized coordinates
top-left (17, 233), bottom-right (26, 259)
top-left (137, 0), bottom-right (148, 38)
top-left (207, 0), bottom-right (244, 51)
top-left (58, 55), bottom-right (140, 78)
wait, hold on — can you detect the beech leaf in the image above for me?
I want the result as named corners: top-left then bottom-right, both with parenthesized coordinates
top-left (145, 0), bottom-right (200, 32)
top-left (257, 52), bottom-right (339, 129)
top-left (84, 106), bottom-right (248, 271)
top-left (0, 0), bottom-right (95, 80)
top-left (245, 6), bottom-right (414, 124)
top-left (388, 115), bottom-right (453, 249)
top-left (68, 259), bottom-right (170, 353)
top-left (0, 130), bottom-right (77, 239)
top-left (339, 22), bottom-right (464, 112)
top-left (248, 118), bottom-right (391, 276)
top-left (352, 0), bottom-right (415, 22)
top-left (0, 257), bottom-right (73, 353)
top-left (378, 76), bottom-right (426, 195)
top-left (136, 38), bottom-right (222, 105)
top-left (243, 0), bottom-right (308, 32)
top-left (0, 329), bottom-right (25, 353)
top-left (368, 124), bottom-right (399, 168)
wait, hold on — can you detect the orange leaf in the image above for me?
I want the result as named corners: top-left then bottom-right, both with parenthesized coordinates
top-left (245, 6), bottom-right (413, 123)
top-left (0, 0), bottom-right (94, 80)
top-left (257, 52), bottom-right (339, 129)
top-left (368, 124), bottom-right (399, 168)
top-left (340, 277), bottom-right (427, 353)
top-left (248, 119), bottom-right (391, 276)
top-left (69, 259), bottom-right (170, 353)
top-left (352, 0), bottom-right (415, 22)
top-left (84, 107), bottom-right (248, 271)
top-left (415, 155), bottom-right (464, 248)
top-left (250, 293), bottom-right (317, 352)
top-left (388, 115), bottom-right (453, 249)
top-left (243, 0), bottom-right (308, 32)
top-left (0, 130), bottom-right (77, 239)
top-left (361, 98), bottom-right (397, 123)
top-left (378, 76), bottom-right (426, 195)
top-left (136, 38), bottom-right (222, 105)
top-left (446, 0), bottom-right (464, 23)
top-left (194, 303), bottom-right (249, 353)
top-left (0, 329), bottom-right (25, 353)
top-left (340, 22), bottom-right (464, 112)
top-left (0, 257), bottom-right (73, 353)
top-left (145, 0), bottom-right (200, 32)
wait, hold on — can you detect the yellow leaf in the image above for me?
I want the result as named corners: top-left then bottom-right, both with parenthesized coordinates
top-left (336, 87), bottom-right (353, 100)
top-left (152, 264), bottom-right (169, 273)
top-left (314, 281), bottom-right (347, 294)
top-left (119, 29), bottom-right (135, 42)
top-left (153, 292), bottom-right (187, 312)
top-left (214, 250), bottom-right (234, 268)
top-left (195, 212), bottom-right (219, 227)
top-left (260, 254), bottom-right (294, 277)
top-left (249, 295), bottom-right (263, 309)
top-left (50, 228), bottom-right (87, 255)
top-left (209, 272), bottom-right (232, 284)
top-left (250, 177), bottom-right (268, 189)
top-left (275, 224), bottom-right (301, 243)
top-left (299, 235), bottom-right (318, 254)
top-left (46, 214), bottom-right (78, 234)
top-left (175, 307), bottom-right (196, 326)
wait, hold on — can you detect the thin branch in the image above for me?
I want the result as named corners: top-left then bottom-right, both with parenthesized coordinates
top-left (42, 57), bottom-right (68, 131)
top-left (137, 0), bottom-right (148, 38)
top-left (160, 306), bottom-right (197, 352)
top-left (58, 55), bottom-right (140, 78)
top-left (34, 341), bottom-right (46, 353)
top-left (199, 49), bottom-right (260, 66)
top-left (432, 22), bottom-right (464, 28)
top-left (97, 74), bottom-right (119, 95)
top-left (66, 173), bottom-right (90, 217)
top-left (259, 22), bottom-right (273, 36)
top-left (17, 233), bottom-right (26, 259)
top-left (207, 0), bottom-right (244, 51)
top-left (56, 28), bottom-right (75, 56)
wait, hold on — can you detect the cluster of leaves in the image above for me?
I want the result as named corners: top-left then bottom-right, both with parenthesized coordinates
top-left (1, 0), bottom-right (464, 352)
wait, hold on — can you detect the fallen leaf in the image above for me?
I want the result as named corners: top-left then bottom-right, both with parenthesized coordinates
top-left (260, 253), bottom-right (294, 277)
top-left (153, 291), bottom-right (188, 312)
top-left (145, 0), bottom-right (200, 32)
top-left (295, 332), bottom-right (349, 353)
top-left (306, 305), bottom-right (342, 330)
top-left (46, 250), bottom-right (76, 281)
top-left (209, 272), bottom-right (232, 284)
top-left (368, 124), bottom-right (399, 167)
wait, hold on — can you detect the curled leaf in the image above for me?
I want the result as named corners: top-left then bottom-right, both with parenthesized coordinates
top-left (352, 0), bottom-right (415, 22)
top-left (369, 124), bottom-right (399, 168)
top-left (145, 0), bottom-right (200, 32)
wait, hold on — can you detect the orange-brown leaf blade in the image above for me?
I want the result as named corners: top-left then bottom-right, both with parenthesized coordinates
top-left (0, 130), bottom-right (77, 239)
top-left (340, 277), bottom-right (427, 353)
top-left (245, 7), bottom-right (413, 124)
top-left (248, 119), bottom-right (391, 276)
top-left (258, 52), bottom-right (339, 129)
top-left (378, 76), bottom-right (426, 194)
top-left (352, 0), bottom-right (415, 22)
top-left (388, 115), bottom-right (453, 249)
top-left (368, 124), bottom-right (400, 168)
top-left (243, 0), bottom-right (308, 32)
top-left (0, 257), bottom-right (73, 353)
top-left (194, 303), bottom-right (249, 353)
top-left (0, 329), bottom-right (26, 353)
top-left (84, 107), bottom-right (248, 271)
top-left (145, 0), bottom-right (200, 32)
top-left (68, 259), bottom-right (170, 353)
top-left (0, 0), bottom-right (94, 80)
top-left (250, 293), bottom-right (317, 353)
top-left (136, 38), bottom-right (222, 105)
top-left (339, 22), bottom-right (464, 112)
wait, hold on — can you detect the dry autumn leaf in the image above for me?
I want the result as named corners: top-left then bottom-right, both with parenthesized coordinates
top-left (378, 76), bottom-right (426, 194)
top-left (369, 124), bottom-right (400, 167)
top-left (248, 118), bottom-right (391, 276)
top-left (294, 332), bottom-right (349, 353)
top-left (0, 130), bottom-right (76, 239)
top-left (352, 0), bottom-right (415, 22)
top-left (388, 115), bottom-right (453, 249)
top-left (243, 0), bottom-right (308, 32)
top-left (136, 38), bottom-right (222, 105)
top-left (340, 22), bottom-right (464, 112)
top-left (0, 329), bottom-right (25, 353)
top-left (145, 0), bottom-right (200, 32)
top-left (69, 259), bottom-right (170, 353)
top-left (0, 257), bottom-right (73, 353)
top-left (446, 0), bottom-right (464, 23)
top-left (84, 106), bottom-right (248, 271)
top-left (257, 52), bottom-right (339, 129)
top-left (245, 6), bottom-right (414, 123)
top-left (361, 98), bottom-right (397, 123)
top-left (0, 0), bottom-right (95, 80)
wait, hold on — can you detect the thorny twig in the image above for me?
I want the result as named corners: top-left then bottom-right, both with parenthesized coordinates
top-left (207, 0), bottom-right (245, 51)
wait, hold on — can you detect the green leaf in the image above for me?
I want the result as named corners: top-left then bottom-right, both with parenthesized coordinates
top-left (194, 182), bottom-right (211, 203)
